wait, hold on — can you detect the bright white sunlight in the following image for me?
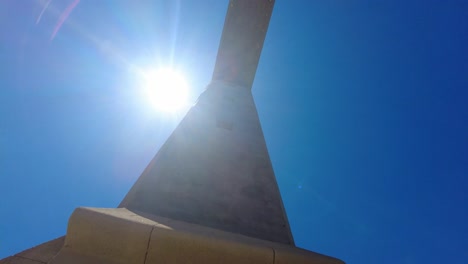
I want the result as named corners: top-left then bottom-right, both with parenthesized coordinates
top-left (141, 67), bottom-right (189, 113)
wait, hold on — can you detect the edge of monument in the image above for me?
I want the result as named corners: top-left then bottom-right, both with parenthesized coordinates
top-left (47, 207), bottom-right (344, 264)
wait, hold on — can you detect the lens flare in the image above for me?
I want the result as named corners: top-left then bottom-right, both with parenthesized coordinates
top-left (142, 68), bottom-right (189, 113)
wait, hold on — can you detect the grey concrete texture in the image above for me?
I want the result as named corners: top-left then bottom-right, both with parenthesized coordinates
top-left (0, 1), bottom-right (346, 263)
top-left (1, 207), bottom-right (344, 263)
top-left (212, 0), bottom-right (275, 89)
top-left (0, 237), bottom-right (64, 264)
top-left (120, 81), bottom-right (295, 245)
top-left (49, 207), bottom-right (344, 264)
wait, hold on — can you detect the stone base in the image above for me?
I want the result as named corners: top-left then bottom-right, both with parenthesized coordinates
top-left (38, 207), bottom-right (343, 264)
top-left (1, 207), bottom-right (343, 263)
top-left (1, 237), bottom-right (64, 264)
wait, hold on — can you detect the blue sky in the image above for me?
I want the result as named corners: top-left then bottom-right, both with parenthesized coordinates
top-left (1, 1), bottom-right (467, 263)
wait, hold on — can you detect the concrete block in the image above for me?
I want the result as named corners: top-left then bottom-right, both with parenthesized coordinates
top-left (120, 81), bottom-right (294, 245)
top-left (50, 207), bottom-right (154, 264)
top-left (213, 0), bottom-right (275, 89)
top-left (44, 207), bottom-right (343, 264)
top-left (274, 246), bottom-right (345, 264)
top-left (0, 256), bottom-right (43, 264)
top-left (0, 237), bottom-right (64, 264)
top-left (147, 227), bottom-right (274, 264)
top-left (15, 237), bottom-right (64, 263)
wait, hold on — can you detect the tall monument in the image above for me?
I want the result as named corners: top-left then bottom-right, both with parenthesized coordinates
top-left (2, 1), bottom-right (344, 263)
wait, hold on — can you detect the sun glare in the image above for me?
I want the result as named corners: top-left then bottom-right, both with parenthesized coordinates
top-left (142, 68), bottom-right (189, 113)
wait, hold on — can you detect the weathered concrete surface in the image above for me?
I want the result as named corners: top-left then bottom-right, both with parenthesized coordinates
top-left (0, 257), bottom-right (43, 264)
top-left (120, 1), bottom-right (286, 244)
top-left (212, 0), bottom-right (274, 89)
top-left (0, 237), bottom-right (64, 264)
top-left (120, 81), bottom-right (294, 245)
top-left (1, 1), bottom-right (346, 263)
top-left (47, 207), bottom-right (343, 264)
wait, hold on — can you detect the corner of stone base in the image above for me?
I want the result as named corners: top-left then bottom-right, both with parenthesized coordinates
top-left (48, 207), bottom-right (344, 264)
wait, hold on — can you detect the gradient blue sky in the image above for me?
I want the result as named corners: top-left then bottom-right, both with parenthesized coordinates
top-left (1, 1), bottom-right (467, 263)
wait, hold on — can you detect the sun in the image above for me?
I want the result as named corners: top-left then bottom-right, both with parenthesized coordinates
top-left (142, 67), bottom-right (189, 113)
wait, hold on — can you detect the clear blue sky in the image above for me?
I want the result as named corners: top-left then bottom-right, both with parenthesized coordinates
top-left (1, 1), bottom-right (467, 263)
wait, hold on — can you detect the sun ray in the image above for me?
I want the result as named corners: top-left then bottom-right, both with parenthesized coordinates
top-left (36, 0), bottom-right (52, 24)
top-left (50, 0), bottom-right (80, 40)
top-left (141, 67), bottom-right (189, 113)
